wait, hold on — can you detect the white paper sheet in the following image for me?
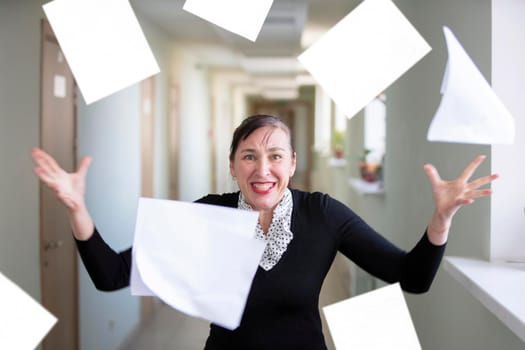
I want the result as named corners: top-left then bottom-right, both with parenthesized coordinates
top-left (0, 272), bottom-right (57, 350)
top-left (130, 198), bottom-right (265, 330)
top-left (42, 0), bottom-right (160, 105)
top-left (427, 26), bottom-right (515, 144)
top-left (183, 0), bottom-right (274, 42)
top-left (297, 0), bottom-right (431, 120)
top-left (323, 283), bottom-right (421, 350)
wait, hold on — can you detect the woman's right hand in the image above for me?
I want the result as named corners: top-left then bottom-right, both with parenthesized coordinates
top-left (32, 148), bottom-right (91, 211)
top-left (32, 148), bottom-right (95, 240)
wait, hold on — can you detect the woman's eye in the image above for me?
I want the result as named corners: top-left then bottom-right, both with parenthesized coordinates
top-left (271, 154), bottom-right (282, 160)
top-left (243, 155), bottom-right (255, 161)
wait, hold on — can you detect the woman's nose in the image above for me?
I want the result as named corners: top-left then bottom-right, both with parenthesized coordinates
top-left (255, 158), bottom-right (270, 175)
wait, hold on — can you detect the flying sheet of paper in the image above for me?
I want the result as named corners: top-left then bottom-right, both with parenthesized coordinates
top-left (42, 0), bottom-right (160, 105)
top-left (0, 272), bottom-right (57, 350)
top-left (298, 0), bottom-right (431, 120)
top-left (130, 198), bottom-right (265, 330)
top-left (427, 26), bottom-right (515, 144)
top-left (183, 0), bottom-right (274, 42)
top-left (323, 283), bottom-right (421, 350)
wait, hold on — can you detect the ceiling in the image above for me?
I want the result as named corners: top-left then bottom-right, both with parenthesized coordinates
top-left (131, 0), bottom-right (360, 63)
top-left (130, 0), bottom-right (361, 97)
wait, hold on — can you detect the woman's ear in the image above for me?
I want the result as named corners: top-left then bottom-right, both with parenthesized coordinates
top-left (290, 152), bottom-right (297, 177)
top-left (229, 161), bottom-right (236, 178)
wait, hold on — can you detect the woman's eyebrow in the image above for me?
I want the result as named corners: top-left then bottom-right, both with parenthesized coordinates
top-left (268, 147), bottom-right (286, 152)
top-left (239, 147), bottom-right (285, 153)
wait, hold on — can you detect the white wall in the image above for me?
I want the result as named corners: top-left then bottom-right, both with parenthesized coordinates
top-left (232, 83), bottom-right (249, 131)
top-left (171, 48), bottom-right (212, 201)
top-left (74, 8), bottom-right (213, 347)
top-left (77, 85), bottom-right (142, 350)
top-left (0, 0), bottom-right (43, 303)
top-left (140, 18), bottom-right (172, 201)
top-left (210, 70), bottom-right (246, 194)
top-left (346, 110), bottom-right (389, 295)
top-left (345, 0), bottom-right (524, 348)
top-left (313, 85), bottom-right (332, 155)
top-left (292, 104), bottom-right (309, 175)
top-left (388, 2), bottom-right (504, 347)
top-left (76, 12), bottom-right (189, 349)
top-left (490, 0), bottom-right (525, 262)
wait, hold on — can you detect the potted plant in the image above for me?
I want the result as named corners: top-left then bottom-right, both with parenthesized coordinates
top-left (333, 131), bottom-right (345, 159)
top-left (359, 148), bottom-right (381, 183)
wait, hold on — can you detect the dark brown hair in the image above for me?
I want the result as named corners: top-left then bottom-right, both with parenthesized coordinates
top-left (229, 114), bottom-right (294, 161)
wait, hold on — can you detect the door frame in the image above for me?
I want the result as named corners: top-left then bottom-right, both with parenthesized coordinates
top-left (39, 19), bottom-right (79, 350)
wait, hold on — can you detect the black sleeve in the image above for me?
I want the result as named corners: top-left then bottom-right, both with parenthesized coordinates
top-left (400, 231), bottom-right (446, 293)
top-left (75, 228), bottom-right (132, 291)
top-left (328, 196), bottom-right (446, 293)
top-left (73, 194), bottom-right (236, 293)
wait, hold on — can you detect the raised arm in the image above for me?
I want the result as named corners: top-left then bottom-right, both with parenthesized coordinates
top-left (424, 155), bottom-right (498, 245)
top-left (336, 156), bottom-right (497, 293)
top-left (31, 147), bottom-right (94, 241)
top-left (32, 148), bottom-right (132, 290)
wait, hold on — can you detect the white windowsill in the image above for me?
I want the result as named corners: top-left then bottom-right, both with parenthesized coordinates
top-left (444, 257), bottom-right (525, 343)
top-left (349, 178), bottom-right (385, 196)
top-left (328, 158), bottom-right (346, 168)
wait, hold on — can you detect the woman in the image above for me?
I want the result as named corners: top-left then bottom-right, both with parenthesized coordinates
top-left (32, 114), bottom-right (497, 350)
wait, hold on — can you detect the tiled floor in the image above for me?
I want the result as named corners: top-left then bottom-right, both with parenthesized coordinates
top-left (121, 257), bottom-right (350, 350)
top-left (121, 305), bottom-right (210, 350)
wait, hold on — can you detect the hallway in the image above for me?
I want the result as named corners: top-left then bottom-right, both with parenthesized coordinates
top-left (121, 257), bottom-right (349, 350)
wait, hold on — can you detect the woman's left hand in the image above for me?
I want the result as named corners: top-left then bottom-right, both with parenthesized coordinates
top-left (423, 155), bottom-right (498, 245)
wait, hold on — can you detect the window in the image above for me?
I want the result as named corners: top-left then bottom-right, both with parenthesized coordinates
top-left (363, 93), bottom-right (386, 166)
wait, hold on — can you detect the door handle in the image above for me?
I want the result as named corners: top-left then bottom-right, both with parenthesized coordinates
top-left (44, 240), bottom-right (63, 251)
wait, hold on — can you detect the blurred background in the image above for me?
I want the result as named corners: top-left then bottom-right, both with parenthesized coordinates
top-left (1, 0), bottom-right (524, 349)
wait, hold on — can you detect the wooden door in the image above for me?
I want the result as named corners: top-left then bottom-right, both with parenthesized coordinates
top-left (141, 77), bottom-right (155, 199)
top-left (139, 76), bottom-right (162, 322)
top-left (39, 20), bottom-right (78, 350)
top-left (168, 83), bottom-right (180, 199)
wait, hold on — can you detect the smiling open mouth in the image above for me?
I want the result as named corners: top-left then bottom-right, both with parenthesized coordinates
top-left (251, 182), bottom-right (275, 193)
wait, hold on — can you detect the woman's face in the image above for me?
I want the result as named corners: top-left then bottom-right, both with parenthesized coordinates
top-left (230, 126), bottom-right (296, 212)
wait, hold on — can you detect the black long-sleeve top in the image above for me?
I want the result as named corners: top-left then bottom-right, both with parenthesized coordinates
top-left (76, 189), bottom-right (446, 350)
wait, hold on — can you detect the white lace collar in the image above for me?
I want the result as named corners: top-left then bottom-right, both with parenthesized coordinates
top-left (238, 189), bottom-right (294, 271)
